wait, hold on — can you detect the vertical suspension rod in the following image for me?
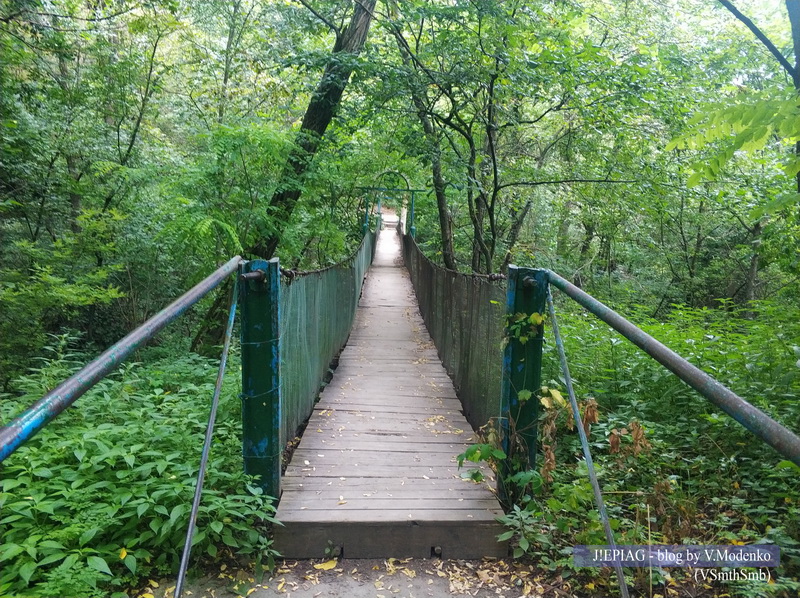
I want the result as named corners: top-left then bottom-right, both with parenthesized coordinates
top-left (547, 290), bottom-right (630, 598)
top-left (175, 278), bottom-right (239, 598)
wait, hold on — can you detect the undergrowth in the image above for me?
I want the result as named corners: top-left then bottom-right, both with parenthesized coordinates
top-left (462, 299), bottom-right (800, 597)
top-left (0, 336), bottom-right (278, 598)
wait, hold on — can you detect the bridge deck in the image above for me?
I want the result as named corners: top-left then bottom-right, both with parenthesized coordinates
top-left (274, 216), bottom-right (507, 559)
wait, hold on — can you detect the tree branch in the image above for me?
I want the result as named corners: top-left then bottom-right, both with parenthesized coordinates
top-left (497, 178), bottom-right (635, 191)
top-left (296, 0), bottom-right (340, 37)
top-left (717, 0), bottom-right (796, 78)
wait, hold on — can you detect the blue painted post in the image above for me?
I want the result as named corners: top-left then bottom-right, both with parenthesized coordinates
top-left (500, 267), bottom-right (548, 494)
top-left (240, 258), bottom-right (281, 500)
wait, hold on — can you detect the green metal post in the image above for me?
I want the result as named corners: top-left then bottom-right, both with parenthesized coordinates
top-left (409, 191), bottom-right (416, 238)
top-left (362, 196), bottom-right (370, 236)
top-left (240, 258), bottom-right (281, 500)
top-left (500, 267), bottom-right (548, 485)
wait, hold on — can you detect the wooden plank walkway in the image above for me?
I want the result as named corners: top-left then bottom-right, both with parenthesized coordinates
top-left (274, 216), bottom-right (507, 559)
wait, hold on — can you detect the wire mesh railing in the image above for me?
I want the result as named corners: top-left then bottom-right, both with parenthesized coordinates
top-left (401, 234), bottom-right (506, 430)
top-left (0, 218), bottom-right (380, 597)
top-left (401, 227), bottom-right (800, 596)
top-left (279, 227), bottom-right (377, 447)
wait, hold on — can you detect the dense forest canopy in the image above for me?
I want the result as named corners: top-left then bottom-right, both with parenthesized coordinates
top-left (2, 2), bottom-right (800, 597)
top-left (1, 0), bottom-right (799, 383)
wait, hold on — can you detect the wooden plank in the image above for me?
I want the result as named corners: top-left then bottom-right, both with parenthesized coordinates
top-left (274, 220), bottom-right (505, 559)
top-left (277, 508), bottom-right (502, 523)
top-left (278, 497), bottom-right (501, 511)
top-left (280, 487), bottom-right (495, 499)
top-left (273, 521), bottom-right (507, 559)
top-left (281, 478), bottom-right (495, 491)
top-left (292, 442), bottom-right (467, 453)
top-left (315, 404), bottom-right (461, 414)
top-left (284, 465), bottom-right (486, 479)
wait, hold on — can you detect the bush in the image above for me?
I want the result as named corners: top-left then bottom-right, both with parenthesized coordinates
top-left (0, 346), bottom-right (277, 598)
top-left (465, 299), bottom-right (800, 596)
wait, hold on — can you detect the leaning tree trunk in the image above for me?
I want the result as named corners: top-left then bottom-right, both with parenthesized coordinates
top-left (193, 0), bottom-right (376, 354)
top-left (250, 0), bottom-right (376, 259)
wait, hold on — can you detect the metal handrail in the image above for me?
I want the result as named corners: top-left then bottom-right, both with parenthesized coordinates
top-left (546, 269), bottom-right (800, 467)
top-left (0, 256), bottom-right (243, 463)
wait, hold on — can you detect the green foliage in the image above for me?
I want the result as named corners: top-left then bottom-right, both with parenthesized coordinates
top-left (460, 298), bottom-right (799, 595)
top-left (0, 346), bottom-right (278, 598)
top-left (0, 211), bottom-right (126, 389)
top-left (668, 94), bottom-right (800, 210)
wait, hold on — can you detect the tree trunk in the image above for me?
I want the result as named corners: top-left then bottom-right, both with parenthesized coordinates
top-left (404, 68), bottom-right (456, 270)
top-left (250, 0), bottom-right (376, 259)
top-left (501, 199), bottom-right (532, 272)
top-left (556, 201), bottom-right (573, 257)
top-left (743, 221), bottom-right (763, 309)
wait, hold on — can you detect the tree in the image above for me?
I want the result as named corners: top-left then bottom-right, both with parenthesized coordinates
top-left (250, 0), bottom-right (377, 259)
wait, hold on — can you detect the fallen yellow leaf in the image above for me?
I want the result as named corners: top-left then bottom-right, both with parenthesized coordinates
top-left (314, 559), bottom-right (338, 570)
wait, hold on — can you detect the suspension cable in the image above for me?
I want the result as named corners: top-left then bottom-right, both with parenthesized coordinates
top-left (547, 289), bottom-right (630, 598)
top-left (175, 277), bottom-right (239, 598)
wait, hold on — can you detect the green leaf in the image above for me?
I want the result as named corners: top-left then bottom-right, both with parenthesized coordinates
top-left (750, 193), bottom-right (800, 219)
top-left (686, 171), bottom-right (703, 187)
top-left (776, 460), bottom-right (800, 472)
top-left (169, 504), bottom-right (187, 526)
top-left (0, 544), bottom-right (24, 561)
top-left (19, 561), bottom-right (37, 584)
top-left (37, 552), bottom-right (67, 566)
top-left (124, 554), bottom-right (137, 575)
top-left (38, 540), bottom-right (66, 550)
top-left (79, 528), bottom-right (99, 546)
top-left (2, 478), bottom-right (24, 491)
top-left (210, 521), bottom-right (224, 534)
top-left (87, 556), bottom-right (113, 576)
top-left (497, 530), bottom-right (515, 541)
top-left (517, 389), bottom-right (532, 403)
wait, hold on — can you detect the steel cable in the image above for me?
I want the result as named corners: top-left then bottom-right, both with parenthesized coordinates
top-left (175, 277), bottom-right (239, 598)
